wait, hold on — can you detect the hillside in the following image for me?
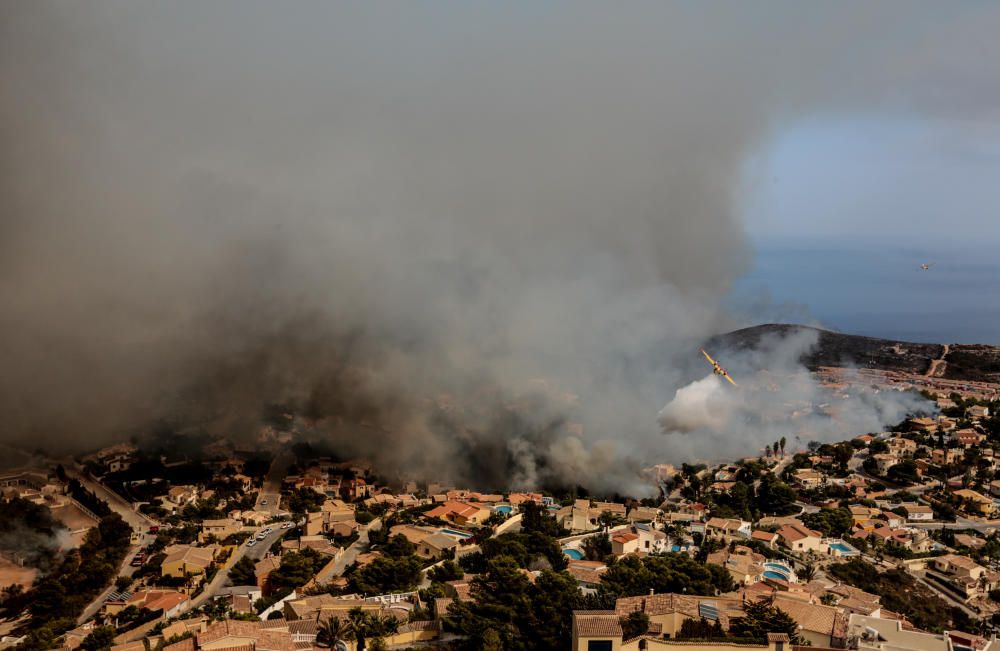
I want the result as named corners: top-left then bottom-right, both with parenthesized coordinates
top-left (708, 324), bottom-right (1000, 383)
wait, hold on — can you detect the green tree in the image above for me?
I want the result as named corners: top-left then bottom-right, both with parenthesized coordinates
top-left (316, 616), bottom-right (353, 649)
top-left (598, 554), bottom-right (733, 601)
top-left (80, 625), bottom-right (117, 651)
top-left (678, 616), bottom-right (725, 639)
top-left (800, 508), bottom-right (853, 537)
top-left (581, 533), bottom-right (612, 561)
top-left (349, 555), bottom-right (423, 595)
top-left (728, 598), bottom-right (802, 643)
top-left (268, 549), bottom-right (322, 593)
top-left (756, 475), bottom-right (798, 516)
top-left (381, 534), bottom-right (416, 558)
top-left (428, 560), bottom-right (464, 583)
top-left (620, 611), bottom-right (649, 639)
top-left (229, 556), bottom-right (259, 586)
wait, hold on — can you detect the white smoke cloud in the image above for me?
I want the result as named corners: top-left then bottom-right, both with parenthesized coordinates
top-left (658, 329), bottom-right (931, 464)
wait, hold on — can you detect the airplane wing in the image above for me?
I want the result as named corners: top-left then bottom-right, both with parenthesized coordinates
top-left (700, 349), bottom-right (716, 365)
top-left (722, 372), bottom-right (738, 387)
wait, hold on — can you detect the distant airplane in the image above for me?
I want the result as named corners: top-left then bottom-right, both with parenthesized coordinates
top-left (920, 263), bottom-right (934, 270)
top-left (700, 349), bottom-right (738, 386)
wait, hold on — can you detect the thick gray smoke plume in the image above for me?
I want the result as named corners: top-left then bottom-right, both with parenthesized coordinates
top-left (2, 3), bottom-right (998, 492)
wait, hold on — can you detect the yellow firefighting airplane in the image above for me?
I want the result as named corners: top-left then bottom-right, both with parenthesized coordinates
top-left (700, 349), bottom-right (738, 386)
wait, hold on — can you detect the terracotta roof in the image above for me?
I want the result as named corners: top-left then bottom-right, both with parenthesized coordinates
top-left (287, 620), bottom-right (318, 635)
top-left (163, 639), bottom-right (195, 651)
top-left (777, 523), bottom-right (822, 542)
top-left (199, 620), bottom-right (263, 644)
top-left (400, 620), bottom-right (438, 633)
top-left (574, 611), bottom-right (623, 637)
top-left (770, 596), bottom-right (843, 636)
top-left (751, 530), bottom-right (777, 542)
top-left (567, 564), bottom-right (605, 585)
top-left (144, 591), bottom-right (189, 613)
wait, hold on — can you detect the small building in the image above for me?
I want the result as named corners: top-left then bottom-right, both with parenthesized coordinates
top-left (705, 517), bottom-right (751, 540)
top-left (611, 531), bottom-right (640, 556)
top-left (968, 405), bottom-right (991, 419)
top-left (872, 454), bottom-right (898, 475)
top-left (931, 448), bottom-right (964, 465)
top-left (199, 518), bottom-right (241, 543)
top-left (751, 530), bottom-right (778, 549)
top-left (954, 489), bottom-right (994, 516)
top-left (776, 523), bottom-right (825, 554)
top-left (571, 611), bottom-right (622, 651)
top-left (952, 429), bottom-right (986, 448)
top-left (416, 532), bottom-right (462, 560)
top-left (160, 545), bottom-right (218, 579)
top-left (901, 503), bottom-right (933, 521)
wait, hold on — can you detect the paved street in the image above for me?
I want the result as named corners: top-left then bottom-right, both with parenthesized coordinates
top-left (255, 451), bottom-right (295, 514)
top-left (186, 523), bottom-right (297, 611)
top-left (76, 532), bottom-right (152, 624)
top-left (322, 518), bottom-right (382, 582)
top-left (63, 464), bottom-right (155, 531)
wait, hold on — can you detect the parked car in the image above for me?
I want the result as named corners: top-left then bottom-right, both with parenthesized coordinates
top-left (247, 539), bottom-right (257, 547)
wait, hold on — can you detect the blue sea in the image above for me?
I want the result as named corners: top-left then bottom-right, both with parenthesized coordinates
top-left (729, 241), bottom-right (1000, 345)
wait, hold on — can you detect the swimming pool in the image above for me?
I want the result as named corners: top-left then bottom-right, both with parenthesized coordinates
top-left (564, 548), bottom-right (584, 560)
top-left (827, 539), bottom-right (859, 556)
top-left (494, 505), bottom-right (513, 514)
top-left (763, 562), bottom-right (794, 581)
top-left (439, 528), bottom-right (473, 539)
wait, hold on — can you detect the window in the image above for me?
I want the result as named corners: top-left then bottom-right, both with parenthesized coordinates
top-left (587, 642), bottom-right (613, 651)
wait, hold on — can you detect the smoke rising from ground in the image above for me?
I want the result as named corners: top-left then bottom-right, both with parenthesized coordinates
top-left (658, 330), bottom-right (930, 464)
top-left (1, 3), bottom-right (996, 491)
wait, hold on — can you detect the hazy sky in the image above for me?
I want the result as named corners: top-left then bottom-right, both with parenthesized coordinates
top-left (734, 114), bottom-right (1000, 343)
top-left (745, 115), bottom-right (1000, 246)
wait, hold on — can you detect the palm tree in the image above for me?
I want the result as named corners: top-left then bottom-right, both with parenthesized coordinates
top-left (316, 616), bottom-right (353, 650)
top-left (780, 437), bottom-right (787, 456)
top-left (800, 563), bottom-right (816, 582)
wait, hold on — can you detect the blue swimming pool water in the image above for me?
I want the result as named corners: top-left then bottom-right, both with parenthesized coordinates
top-left (494, 505), bottom-right (512, 514)
top-left (564, 548), bottom-right (584, 560)
top-left (830, 542), bottom-right (852, 553)
top-left (671, 545), bottom-right (682, 552)
top-left (763, 562), bottom-right (793, 580)
top-left (439, 528), bottom-right (473, 539)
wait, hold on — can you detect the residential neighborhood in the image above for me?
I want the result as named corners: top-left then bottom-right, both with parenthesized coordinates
top-left (3, 392), bottom-right (1000, 651)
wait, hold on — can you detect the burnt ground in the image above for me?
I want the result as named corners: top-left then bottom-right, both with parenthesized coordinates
top-left (943, 345), bottom-right (1000, 384)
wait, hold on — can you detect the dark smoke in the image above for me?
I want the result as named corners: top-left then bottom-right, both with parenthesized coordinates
top-left (1, 3), bottom-right (998, 492)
